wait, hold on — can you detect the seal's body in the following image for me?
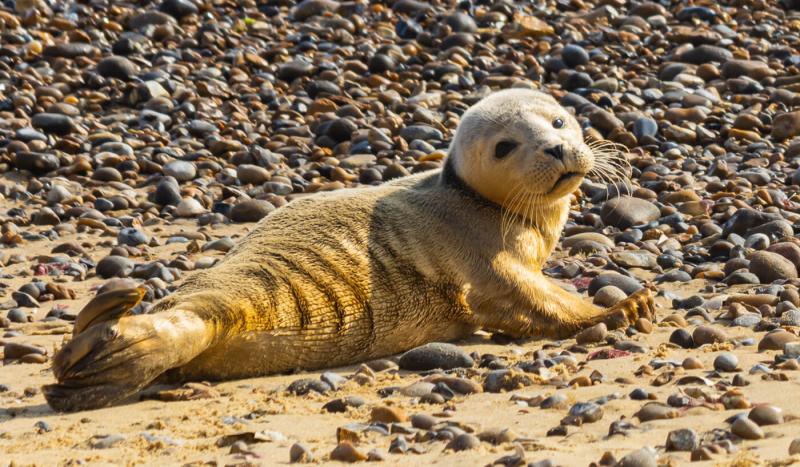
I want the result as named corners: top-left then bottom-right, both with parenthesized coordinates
top-left (45, 90), bottom-right (653, 411)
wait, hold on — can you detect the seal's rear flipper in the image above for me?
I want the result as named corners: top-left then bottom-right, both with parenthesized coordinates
top-left (43, 310), bottom-right (212, 412)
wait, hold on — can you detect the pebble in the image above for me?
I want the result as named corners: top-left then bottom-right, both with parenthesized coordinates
top-left (410, 413), bottom-right (437, 430)
top-left (601, 196), bottom-right (661, 229)
top-left (398, 342), bottom-right (474, 371)
top-left (445, 433), bottom-right (480, 452)
top-left (618, 447), bottom-right (657, 467)
top-left (32, 113), bottom-right (75, 136)
top-left (562, 44), bottom-right (589, 68)
top-left (118, 228), bottom-right (148, 247)
top-left (666, 428), bottom-right (698, 451)
top-left (7, 309), bottom-right (30, 323)
top-left (163, 161), bottom-right (197, 182)
top-left (588, 273), bottom-right (643, 296)
top-left (575, 323), bottom-right (607, 344)
top-left (669, 329), bottom-right (695, 349)
top-left (237, 165), bottom-right (271, 185)
top-left (96, 56), bottom-right (139, 80)
top-left (0, 0), bottom-right (799, 463)
top-left (286, 378), bottom-right (331, 396)
top-left (758, 330), bottom-right (799, 351)
top-left (322, 396), bottom-right (365, 413)
top-left (90, 434), bottom-right (125, 449)
top-left (229, 200), bottom-right (275, 223)
top-left (634, 403), bottom-right (680, 422)
top-left (567, 402), bottom-right (604, 424)
top-left (289, 442), bottom-right (314, 463)
top-left (749, 251), bottom-right (798, 283)
top-left (731, 418), bottom-right (764, 440)
top-left (4, 342), bottom-right (46, 360)
top-left (330, 442), bottom-right (367, 462)
top-left (692, 326), bottom-right (727, 346)
top-left (370, 406), bottom-right (407, 423)
top-left (713, 353), bottom-right (739, 372)
top-left (155, 177), bottom-right (182, 206)
top-left (593, 286), bottom-right (627, 307)
top-left (748, 405), bottom-right (783, 426)
top-left (175, 199), bottom-right (206, 218)
top-left (790, 439), bottom-right (800, 455)
top-left (682, 357), bottom-right (703, 370)
top-left (96, 256), bottom-right (135, 279)
top-left (17, 152), bottom-right (60, 174)
top-left (540, 393), bottom-right (569, 410)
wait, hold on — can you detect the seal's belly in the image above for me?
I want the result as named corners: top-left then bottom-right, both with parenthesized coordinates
top-left (175, 271), bottom-right (477, 380)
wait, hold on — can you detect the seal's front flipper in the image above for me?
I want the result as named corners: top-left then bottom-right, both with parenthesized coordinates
top-left (589, 288), bottom-right (654, 330)
top-left (43, 311), bottom-right (211, 412)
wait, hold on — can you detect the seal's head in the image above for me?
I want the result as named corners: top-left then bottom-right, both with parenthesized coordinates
top-left (447, 89), bottom-right (595, 207)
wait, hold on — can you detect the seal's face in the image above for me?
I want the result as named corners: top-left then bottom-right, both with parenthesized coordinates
top-left (449, 89), bottom-right (594, 207)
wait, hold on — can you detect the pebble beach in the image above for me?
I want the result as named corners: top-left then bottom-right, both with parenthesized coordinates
top-left (1, 0), bottom-right (800, 465)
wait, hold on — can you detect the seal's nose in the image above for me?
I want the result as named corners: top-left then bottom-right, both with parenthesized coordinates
top-left (544, 144), bottom-right (564, 160)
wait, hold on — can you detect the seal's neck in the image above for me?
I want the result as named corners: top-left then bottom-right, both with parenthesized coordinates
top-left (439, 155), bottom-right (503, 212)
top-left (440, 155), bottom-right (570, 265)
top-left (502, 197), bottom-right (570, 266)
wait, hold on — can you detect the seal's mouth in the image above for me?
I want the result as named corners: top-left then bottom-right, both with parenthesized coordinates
top-left (551, 171), bottom-right (582, 190)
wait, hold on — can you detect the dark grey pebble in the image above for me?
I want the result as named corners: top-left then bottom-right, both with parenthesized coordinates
top-left (588, 272), bottom-right (643, 295)
top-left (118, 228), bottom-right (148, 247)
top-left (229, 200), bottom-right (275, 223)
top-left (666, 428), bottom-right (698, 451)
top-left (96, 56), bottom-right (139, 80)
top-left (669, 329), bottom-right (694, 349)
top-left (96, 256), bottom-right (134, 279)
top-left (445, 433), bottom-right (480, 452)
top-left (322, 396), bottom-right (365, 413)
top-left (287, 378), bottom-right (331, 396)
top-left (398, 342), bottom-right (474, 371)
top-left (31, 113), bottom-right (75, 136)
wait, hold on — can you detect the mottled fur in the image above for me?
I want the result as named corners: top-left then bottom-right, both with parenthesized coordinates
top-left (44, 89), bottom-right (653, 411)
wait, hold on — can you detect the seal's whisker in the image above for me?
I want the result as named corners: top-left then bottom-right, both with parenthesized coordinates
top-left (590, 162), bottom-right (629, 186)
top-left (501, 183), bottom-right (528, 249)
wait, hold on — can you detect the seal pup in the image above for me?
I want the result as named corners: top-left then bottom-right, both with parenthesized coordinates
top-left (44, 89), bottom-right (653, 411)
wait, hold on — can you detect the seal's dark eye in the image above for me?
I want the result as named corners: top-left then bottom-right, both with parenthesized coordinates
top-left (494, 140), bottom-right (518, 159)
top-left (553, 118), bottom-right (564, 129)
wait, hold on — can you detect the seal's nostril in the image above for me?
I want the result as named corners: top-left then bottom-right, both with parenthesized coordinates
top-left (544, 144), bottom-right (564, 160)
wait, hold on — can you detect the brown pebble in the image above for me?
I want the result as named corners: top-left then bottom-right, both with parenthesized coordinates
top-left (692, 325), bottom-right (727, 345)
top-left (290, 442), bottom-right (314, 463)
top-left (758, 330), bottom-right (798, 351)
top-left (330, 442), bottom-right (367, 462)
top-left (634, 403), bottom-right (680, 422)
top-left (634, 318), bottom-right (653, 334)
top-left (748, 405), bottom-right (783, 426)
top-left (410, 413), bottom-right (436, 430)
top-left (778, 359), bottom-right (800, 370)
top-left (20, 353), bottom-right (48, 364)
top-left (477, 428), bottom-right (517, 445)
top-left (370, 405), bottom-right (407, 423)
top-left (661, 314), bottom-right (688, 327)
top-left (598, 451), bottom-right (616, 465)
top-left (691, 447), bottom-right (715, 461)
top-left (576, 322), bottom-right (607, 344)
top-left (731, 418), bottom-right (764, 440)
top-left (367, 449), bottom-right (386, 461)
top-left (569, 375), bottom-right (592, 387)
top-left (790, 438), bottom-right (800, 455)
top-left (682, 357), bottom-right (703, 370)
